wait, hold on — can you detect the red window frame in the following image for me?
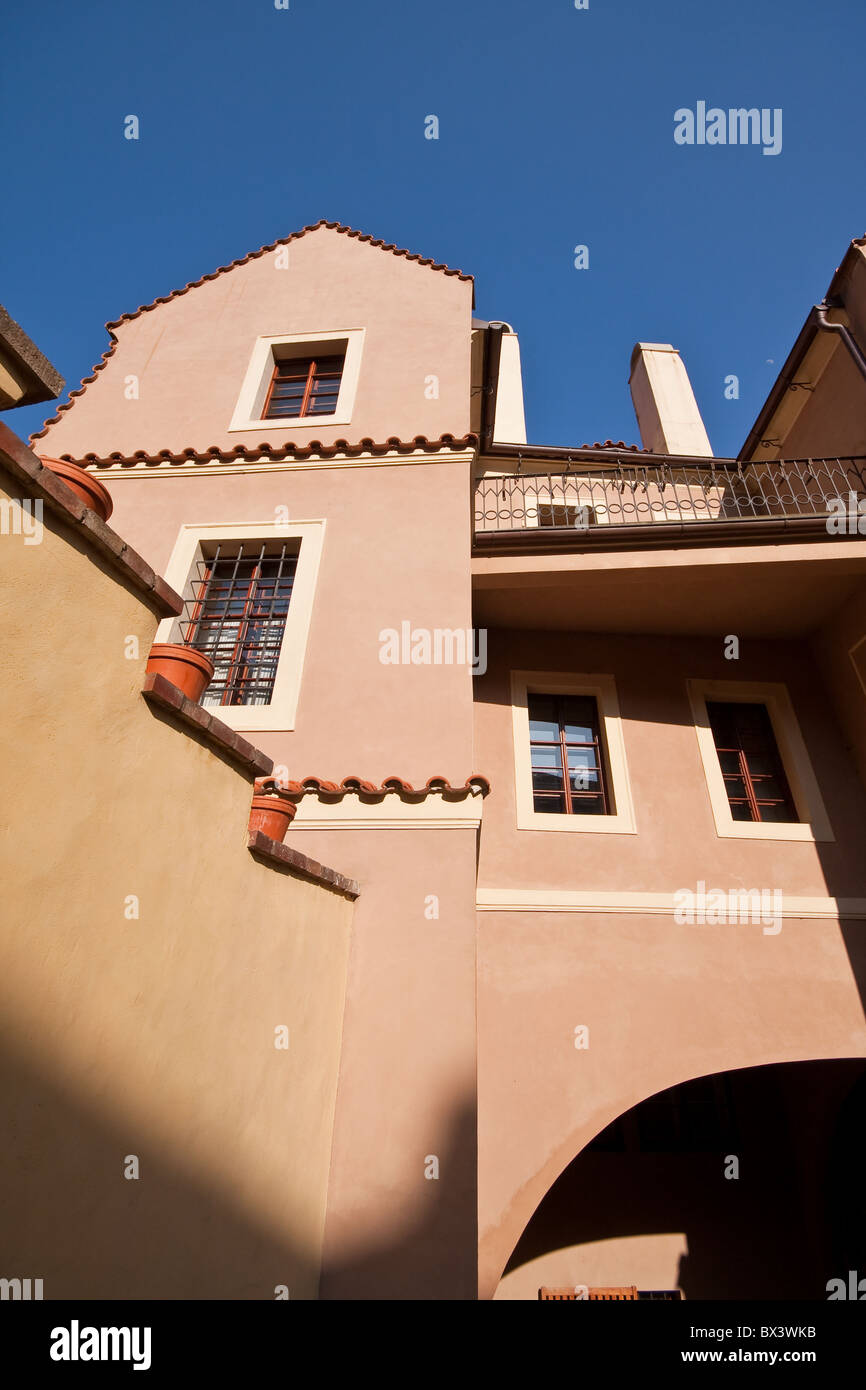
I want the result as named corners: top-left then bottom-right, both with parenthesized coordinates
top-left (528, 692), bottom-right (611, 815)
top-left (262, 354), bottom-right (344, 421)
top-left (181, 544), bottom-right (298, 706)
top-left (706, 700), bottom-right (799, 823)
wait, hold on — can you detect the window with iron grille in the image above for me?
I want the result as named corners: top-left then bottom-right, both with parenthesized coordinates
top-left (181, 543), bottom-right (298, 706)
top-left (536, 501), bottom-right (596, 529)
top-left (528, 693), bottom-right (612, 814)
top-left (263, 353), bottom-right (345, 420)
top-left (707, 701), bottom-right (799, 823)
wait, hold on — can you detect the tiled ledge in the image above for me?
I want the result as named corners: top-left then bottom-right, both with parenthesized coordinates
top-left (0, 421), bottom-right (182, 619)
top-left (247, 831), bottom-right (361, 900)
top-left (142, 672), bottom-right (273, 778)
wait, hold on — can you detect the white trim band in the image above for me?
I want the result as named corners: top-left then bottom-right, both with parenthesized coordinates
top-left (476, 888), bottom-right (866, 919)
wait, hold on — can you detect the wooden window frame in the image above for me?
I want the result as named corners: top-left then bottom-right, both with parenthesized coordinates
top-left (511, 672), bottom-right (637, 835)
top-left (687, 679), bottom-right (834, 842)
top-left (182, 544), bottom-right (299, 707)
top-left (706, 700), bottom-right (799, 824)
top-left (528, 693), bottom-right (611, 815)
top-left (228, 330), bottom-right (365, 433)
top-left (262, 354), bottom-right (345, 422)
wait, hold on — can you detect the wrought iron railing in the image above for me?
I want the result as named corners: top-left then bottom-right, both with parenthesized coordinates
top-left (474, 456), bottom-right (866, 538)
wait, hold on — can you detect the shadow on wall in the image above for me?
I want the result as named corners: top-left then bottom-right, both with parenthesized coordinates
top-left (0, 1024), bottom-right (477, 1300)
top-left (319, 1097), bottom-right (478, 1301)
top-left (500, 1060), bottom-right (866, 1301)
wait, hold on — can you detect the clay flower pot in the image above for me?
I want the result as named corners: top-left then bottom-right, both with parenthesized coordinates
top-left (146, 643), bottom-right (214, 702)
top-left (40, 457), bottom-right (113, 522)
top-left (249, 781), bottom-right (297, 844)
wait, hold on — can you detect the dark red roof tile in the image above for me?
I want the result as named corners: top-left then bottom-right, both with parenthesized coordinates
top-left (29, 221), bottom-right (473, 444)
top-left (46, 434), bottom-right (478, 467)
top-left (270, 774), bottom-right (490, 798)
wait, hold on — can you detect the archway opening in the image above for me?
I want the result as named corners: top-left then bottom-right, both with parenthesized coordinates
top-left (495, 1058), bottom-right (865, 1300)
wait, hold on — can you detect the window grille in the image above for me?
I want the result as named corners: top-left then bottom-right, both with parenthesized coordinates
top-left (181, 543), bottom-right (298, 706)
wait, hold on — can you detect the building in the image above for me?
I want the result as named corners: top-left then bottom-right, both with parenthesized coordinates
top-left (3, 222), bottom-right (865, 1299)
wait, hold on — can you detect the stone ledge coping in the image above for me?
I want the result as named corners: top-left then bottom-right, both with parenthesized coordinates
top-left (0, 420), bottom-right (182, 618)
top-left (142, 672), bottom-right (273, 778)
top-left (247, 831), bottom-right (361, 899)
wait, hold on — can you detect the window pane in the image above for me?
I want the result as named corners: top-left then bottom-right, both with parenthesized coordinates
top-left (186, 549), bottom-right (297, 706)
top-left (562, 696), bottom-right (598, 743)
top-left (532, 763), bottom-right (564, 793)
top-left (722, 775), bottom-right (747, 800)
top-left (707, 700), bottom-right (799, 824)
top-left (756, 801), bottom-right (798, 823)
top-left (749, 775), bottom-right (788, 801)
top-left (567, 748), bottom-right (599, 792)
top-left (533, 793), bottom-right (566, 813)
top-left (265, 353), bottom-right (345, 421)
top-left (528, 694), bottom-right (558, 741)
top-left (528, 691), bottom-right (610, 815)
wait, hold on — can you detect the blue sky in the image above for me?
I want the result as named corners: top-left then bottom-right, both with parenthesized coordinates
top-left (4, 0), bottom-right (864, 456)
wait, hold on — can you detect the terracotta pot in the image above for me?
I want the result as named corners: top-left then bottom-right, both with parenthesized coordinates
top-left (249, 794), bottom-right (297, 844)
top-left (40, 457), bottom-right (113, 522)
top-left (146, 643), bottom-right (214, 702)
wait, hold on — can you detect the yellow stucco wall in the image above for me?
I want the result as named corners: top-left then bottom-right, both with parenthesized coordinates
top-left (0, 462), bottom-right (354, 1298)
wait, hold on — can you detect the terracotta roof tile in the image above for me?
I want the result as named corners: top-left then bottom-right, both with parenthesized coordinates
top-left (29, 221), bottom-right (473, 444)
top-left (579, 440), bottom-right (646, 452)
top-left (45, 434), bottom-right (478, 467)
top-left (260, 774), bottom-right (490, 798)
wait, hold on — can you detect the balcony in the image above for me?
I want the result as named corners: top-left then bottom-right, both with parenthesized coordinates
top-left (473, 456), bottom-right (866, 551)
top-left (471, 455), bottom-right (866, 637)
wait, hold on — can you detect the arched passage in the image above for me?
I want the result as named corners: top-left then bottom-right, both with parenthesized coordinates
top-left (494, 1058), bottom-right (866, 1300)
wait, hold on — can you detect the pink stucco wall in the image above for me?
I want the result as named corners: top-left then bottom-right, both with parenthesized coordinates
top-left (35, 225), bottom-right (473, 458)
top-left (473, 625), bottom-right (866, 1295)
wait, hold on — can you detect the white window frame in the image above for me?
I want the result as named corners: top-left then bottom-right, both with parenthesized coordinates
top-left (228, 328), bottom-right (365, 433)
top-left (511, 670), bottom-right (637, 833)
top-left (849, 634), bottom-right (866, 699)
top-left (687, 678), bottom-right (834, 842)
top-left (154, 519), bottom-right (325, 732)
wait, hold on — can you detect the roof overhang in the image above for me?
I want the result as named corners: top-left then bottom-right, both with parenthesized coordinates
top-left (0, 305), bottom-right (64, 410)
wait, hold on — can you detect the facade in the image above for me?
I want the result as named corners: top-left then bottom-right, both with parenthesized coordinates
top-left (5, 221), bottom-right (866, 1299)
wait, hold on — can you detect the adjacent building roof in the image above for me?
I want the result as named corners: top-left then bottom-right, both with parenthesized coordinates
top-left (0, 304), bottom-right (64, 410)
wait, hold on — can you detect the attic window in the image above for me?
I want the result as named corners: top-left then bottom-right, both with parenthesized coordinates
top-left (264, 354), bottom-right (345, 420)
top-left (228, 330), bottom-right (364, 433)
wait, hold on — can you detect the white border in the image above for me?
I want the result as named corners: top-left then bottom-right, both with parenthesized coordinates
top-left (476, 888), bottom-right (866, 919)
top-left (510, 671), bottom-right (637, 833)
top-left (687, 679), bottom-right (834, 842)
top-left (849, 635), bottom-right (866, 699)
top-left (228, 328), bottom-right (365, 433)
top-left (155, 519), bottom-right (325, 732)
top-left (289, 790), bottom-right (485, 831)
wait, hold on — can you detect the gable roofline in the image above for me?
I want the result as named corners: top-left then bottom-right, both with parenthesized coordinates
top-left (106, 219), bottom-right (475, 329)
top-left (29, 220), bottom-right (475, 443)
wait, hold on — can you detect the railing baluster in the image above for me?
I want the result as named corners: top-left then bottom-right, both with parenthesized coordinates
top-left (472, 457), bottom-right (865, 537)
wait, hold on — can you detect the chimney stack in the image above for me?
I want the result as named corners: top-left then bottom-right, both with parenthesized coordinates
top-left (629, 343), bottom-right (713, 457)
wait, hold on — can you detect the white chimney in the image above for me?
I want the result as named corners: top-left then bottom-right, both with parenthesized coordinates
top-left (629, 343), bottom-right (713, 457)
top-left (492, 328), bottom-right (527, 445)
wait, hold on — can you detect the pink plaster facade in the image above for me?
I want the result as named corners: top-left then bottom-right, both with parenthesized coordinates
top-left (31, 224), bottom-right (866, 1299)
